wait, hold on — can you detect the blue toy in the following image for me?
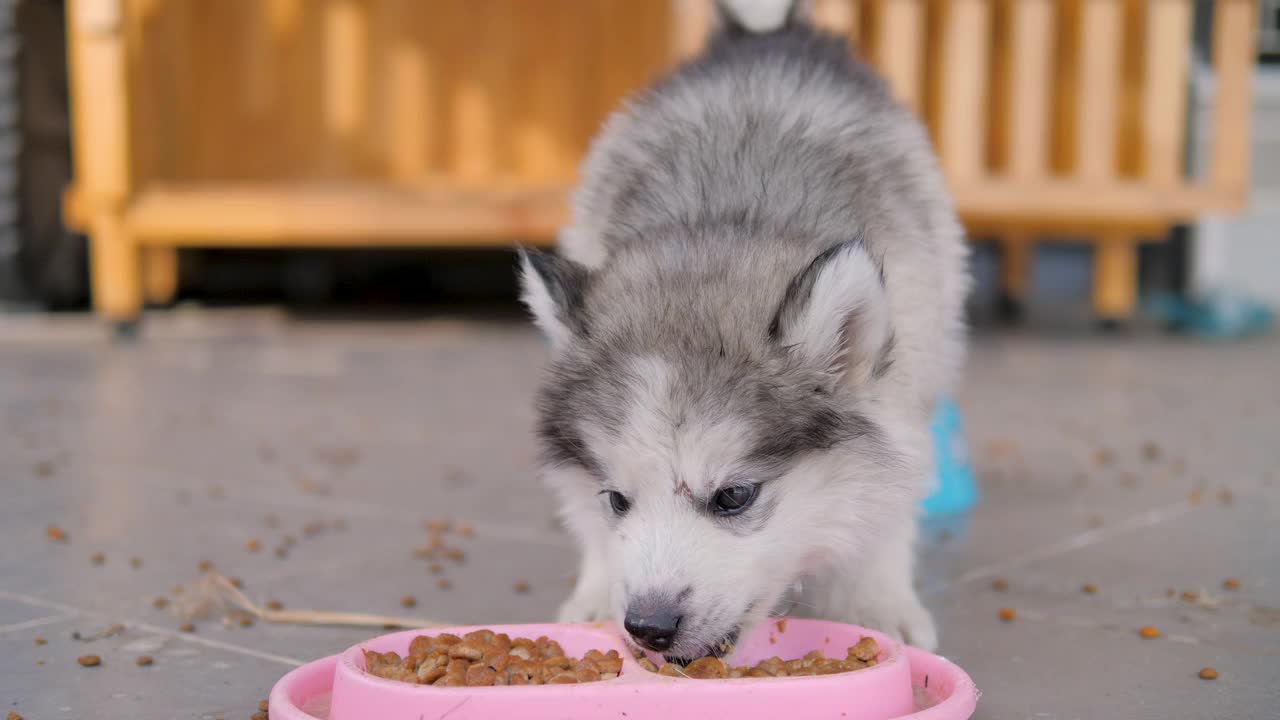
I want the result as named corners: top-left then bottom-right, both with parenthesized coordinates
top-left (921, 398), bottom-right (978, 516)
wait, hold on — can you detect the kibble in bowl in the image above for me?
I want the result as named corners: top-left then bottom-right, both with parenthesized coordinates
top-left (329, 620), bottom-right (916, 720)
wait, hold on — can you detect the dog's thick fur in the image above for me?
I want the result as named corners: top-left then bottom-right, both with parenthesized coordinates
top-left (519, 1), bottom-right (967, 657)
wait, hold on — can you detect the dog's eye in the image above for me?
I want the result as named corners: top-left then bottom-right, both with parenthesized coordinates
top-left (712, 484), bottom-right (759, 516)
top-left (607, 491), bottom-right (631, 516)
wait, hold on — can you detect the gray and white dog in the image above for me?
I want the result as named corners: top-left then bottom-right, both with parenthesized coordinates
top-left (519, 0), bottom-right (967, 659)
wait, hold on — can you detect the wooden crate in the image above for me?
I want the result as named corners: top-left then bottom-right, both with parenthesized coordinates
top-left (64, 0), bottom-right (1257, 322)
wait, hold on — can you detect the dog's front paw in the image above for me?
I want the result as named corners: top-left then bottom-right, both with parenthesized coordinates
top-left (843, 590), bottom-right (938, 651)
top-left (555, 584), bottom-right (613, 624)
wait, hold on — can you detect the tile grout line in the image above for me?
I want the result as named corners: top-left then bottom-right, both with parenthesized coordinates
top-left (0, 612), bottom-right (77, 635)
top-left (922, 499), bottom-right (1195, 597)
top-left (130, 620), bottom-right (306, 668)
top-left (1, 588), bottom-right (305, 668)
top-left (0, 589), bottom-right (86, 616)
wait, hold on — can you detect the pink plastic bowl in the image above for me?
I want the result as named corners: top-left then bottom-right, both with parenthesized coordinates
top-left (268, 618), bottom-right (977, 720)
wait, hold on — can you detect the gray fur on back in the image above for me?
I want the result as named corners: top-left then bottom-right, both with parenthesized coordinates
top-left (560, 24), bottom-right (969, 427)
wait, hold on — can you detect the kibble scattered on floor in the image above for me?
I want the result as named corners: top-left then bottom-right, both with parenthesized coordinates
top-left (77, 655), bottom-right (101, 667)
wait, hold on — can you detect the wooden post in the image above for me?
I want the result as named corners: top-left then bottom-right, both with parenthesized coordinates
top-left (1092, 236), bottom-right (1138, 321)
top-left (67, 0), bottom-right (142, 323)
top-left (142, 247), bottom-right (178, 305)
top-left (998, 234), bottom-right (1033, 319)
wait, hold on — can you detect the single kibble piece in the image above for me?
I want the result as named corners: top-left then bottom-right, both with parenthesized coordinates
top-left (152, 596), bottom-right (168, 610)
top-left (1142, 442), bottom-right (1161, 461)
top-left (990, 578), bottom-right (1009, 592)
top-left (998, 608), bottom-right (1017, 622)
top-left (8, 712), bottom-right (25, 720)
top-left (179, 623), bottom-right (195, 633)
top-left (513, 581), bottom-right (531, 594)
top-left (1082, 583), bottom-right (1098, 594)
top-left (90, 552), bottom-right (105, 565)
top-left (251, 713), bottom-right (268, 720)
top-left (229, 577), bottom-right (244, 589)
top-left (135, 655), bottom-right (154, 667)
top-left (1222, 578), bottom-right (1241, 591)
top-left (1198, 667), bottom-right (1218, 680)
top-left (437, 578), bottom-right (452, 590)
top-left (46, 525), bottom-right (68, 542)
top-left (1181, 591), bottom-right (1198, 603)
top-left (1095, 448), bottom-right (1115, 466)
top-left (259, 700), bottom-right (270, 712)
top-left (401, 595), bottom-right (417, 608)
top-left (129, 557), bottom-right (143, 569)
top-left (1138, 625), bottom-right (1160, 639)
top-left (33, 637), bottom-right (47, 646)
top-left (266, 600), bottom-right (284, 611)
top-left (77, 654), bottom-right (101, 667)
top-left (197, 560), bottom-right (214, 572)
top-left (237, 614), bottom-right (254, 628)
top-left (684, 657), bottom-right (728, 679)
top-left (245, 539), bottom-right (261, 553)
top-left (429, 563), bottom-right (444, 575)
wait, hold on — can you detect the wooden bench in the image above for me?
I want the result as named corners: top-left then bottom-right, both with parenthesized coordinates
top-left (63, 0), bottom-right (1256, 324)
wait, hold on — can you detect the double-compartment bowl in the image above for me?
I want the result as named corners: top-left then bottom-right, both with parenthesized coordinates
top-left (268, 618), bottom-right (977, 719)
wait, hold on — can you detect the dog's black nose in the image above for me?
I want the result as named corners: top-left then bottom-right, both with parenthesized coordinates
top-left (624, 607), bottom-right (682, 652)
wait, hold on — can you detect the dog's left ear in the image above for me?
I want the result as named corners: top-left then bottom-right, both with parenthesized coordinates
top-left (518, 248), bottom-right (590, 353)
top-left (770, 240), bottom-right (892, 385)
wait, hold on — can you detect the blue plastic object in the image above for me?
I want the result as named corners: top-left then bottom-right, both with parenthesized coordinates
top-left (1147, 290), bottom-right (1274, 341)
top-left (921, 398), bottom-right (978, 516)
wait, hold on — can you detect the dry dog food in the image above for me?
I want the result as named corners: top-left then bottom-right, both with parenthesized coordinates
top-left (1198, 667), bottom-right (1218, 680)
top-left (77, 654), bottom-right (101, 667)
top-left (1138, 625), bottom-right (1160, 639)
top-left (136, 655), bottom-right (154, 667)
top-left (365, 630), bottom-right (882, 687)
top-left (363, 631), bottom-right (623, 686)
top-left (1222, 578), bottom-right (1241, 591)
top-left (648, 637), bottom-right (882, 679)
top-left (998, 608), bottom-right (1017, 622)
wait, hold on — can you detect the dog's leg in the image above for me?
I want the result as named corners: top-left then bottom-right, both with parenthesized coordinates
top-left (556, 533), bottom-right (614, 623)
top-left (816, 521), bottom-right (937, 651)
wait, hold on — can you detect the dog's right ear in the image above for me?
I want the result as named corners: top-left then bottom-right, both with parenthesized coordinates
top-left (518, 248), bottom-right (590, 353)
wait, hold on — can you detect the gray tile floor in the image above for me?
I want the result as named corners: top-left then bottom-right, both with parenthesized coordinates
top-left (1, 309), bottom-right (1277, 719)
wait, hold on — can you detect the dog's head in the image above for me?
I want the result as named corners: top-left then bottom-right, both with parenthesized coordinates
top-left (519, 239), bottom-right (913, 661)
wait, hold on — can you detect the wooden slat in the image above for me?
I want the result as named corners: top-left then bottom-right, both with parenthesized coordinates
top-left (1006, 0), bottom-right (1054, 179)
top-left (813, 0), bottom-right (854, 35)
top-left (1210, 0), bottom-right (1257, 196)
top-left (938, 0), bottom-right (991, 181)
top-left (952, 178), bottom-right (1233, 226)
top-left (126, 184), bottom-right (571, 244)
top-left (452, 0), bottom-right (511, 180)
top-left (670, 0), bottom-right (712, 62)
top-left (1140, 0), bottom-right (1192, 184)
top-left (874, 0), bottom-right (924, 112)
top-left (387, 37), bottom-right (430, 182)
top-left (513, 2), bottom-right (574, 180)
top-left (1074, 0), bottom-right (1122, 180)
top-left (322, 0), bottom-right (367, 137)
